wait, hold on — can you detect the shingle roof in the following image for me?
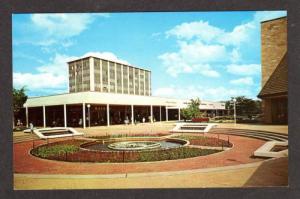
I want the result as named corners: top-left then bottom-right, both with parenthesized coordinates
top-left (257, 52), bottom-right (287, 98)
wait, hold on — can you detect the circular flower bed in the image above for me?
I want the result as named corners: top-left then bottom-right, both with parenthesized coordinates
top-left (31, 134), bottom-right (231, 163)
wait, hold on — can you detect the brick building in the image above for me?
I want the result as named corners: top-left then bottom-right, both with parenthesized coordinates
top-left (257, 16), bottom-right (287, 124)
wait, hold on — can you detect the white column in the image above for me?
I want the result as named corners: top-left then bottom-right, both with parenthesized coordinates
top-left (83, 103), bottom-right (86, 129)
top-left (43, 105), bottom-right (46, 128)
top-left (107, 104), bottom-right (110, 126)
top-left (133, 67), bottom-right (135, 95)
top-left (138, 69), bottom-right (140, 95)
top-left (131, 105), bottom-right (134, 125)
top-left (114, 62), bottom-right (117, 93)
top-left (100, 59), bottom-right (103, 92)
top-left (178, 108), bottom-right (181, 121)
top-left (64, 104), bottom-right (67, 127)
top-left (25, 106), bottom-right (28, 127)
top-left (148, 71), bottom-right (151, 96)
top-left (89, 57), bottom-right (95, 91)
top-left (159, 106), bottom-right (162, 121)
top-left (166, 107), bottom-right (168, 121)
top-left (127, 66), bottom-right (130, 93)
top-left (150, 105), bottom-right (153, 123)
top-left (108, 61), bottom-right (110, 92)
top-left (143, 70), bottom-right (146, 96)
top-left (121, 64), bottom-right (124, 94)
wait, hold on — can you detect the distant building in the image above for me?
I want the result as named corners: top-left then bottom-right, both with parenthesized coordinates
top-left (257, 16), bottom-right (287, 124)
top-left (68, 56), bottom-right (151, 96)
top-left (22, 54), bottom-right (226, 128)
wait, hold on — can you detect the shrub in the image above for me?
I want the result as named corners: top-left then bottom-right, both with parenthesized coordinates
top-left (32, 144), bottom-right (79, 158)
top-left (136, 147), bottom-right (221, 162)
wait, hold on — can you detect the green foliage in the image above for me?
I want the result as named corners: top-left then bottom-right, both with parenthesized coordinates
top-left (225, 96), bottom-right (262, 118)
top-left (174, 135), bottom-right (207, 141)
top-left (181, 97), bottom-right (203, 120)
top-left (13, 86), bottom-right (28, 114)
top-left (137, 147), bottom-right (221, 162)
top-left (32, 144), bottom-right (79, 158)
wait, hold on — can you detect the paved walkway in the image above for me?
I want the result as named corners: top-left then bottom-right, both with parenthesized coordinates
top-left (216, 123), bottom-right (288, 135)
top-left (13, 122), bottom-right (288, 189)
top-left (14, 157), bottom-right (288, 189)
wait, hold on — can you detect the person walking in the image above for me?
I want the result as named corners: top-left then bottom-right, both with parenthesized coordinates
top-left (29, 122), bottom-right (34, 134)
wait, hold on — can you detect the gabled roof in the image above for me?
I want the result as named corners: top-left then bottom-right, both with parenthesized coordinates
top-left (258, 52), bottom-right (287, 98)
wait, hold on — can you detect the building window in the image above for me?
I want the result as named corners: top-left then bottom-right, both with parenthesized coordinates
top-left (134, 68), bottom-right (139, 95)
top-left (109, 61), bottom-right (115, 92)
top-left (94, 58), bottom-right (101, 91)
top-left (129, 67), bottom-right (134, 94)
top-left (123, 65), bottom-right (128, 94)
top-left (116, 63), bottom-right (122, 93)
top-left (102, 60), bottom-right (108, 92)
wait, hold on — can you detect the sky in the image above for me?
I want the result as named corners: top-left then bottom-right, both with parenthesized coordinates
top-left (13, 11), bottom-right (287, 101)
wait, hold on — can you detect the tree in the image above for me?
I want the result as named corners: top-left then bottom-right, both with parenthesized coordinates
top-left (13, 86), bottom-right (28, 127)
top-left (225, 96), bottom-right (262, 118)
top-left (181, 98), bottom-right (203, 120)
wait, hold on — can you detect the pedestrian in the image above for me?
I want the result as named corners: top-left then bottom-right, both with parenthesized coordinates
top-left (78, 118), bottom-right (83, 127)
top-left (29, 122), bottom-right (34, 134)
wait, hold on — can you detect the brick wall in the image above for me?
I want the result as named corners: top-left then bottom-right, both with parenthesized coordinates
top-left (261, 17), bottom-right (287, 88)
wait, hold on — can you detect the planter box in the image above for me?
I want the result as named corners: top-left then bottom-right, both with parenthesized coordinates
top-left (191, 118), bottom-right (210, 123)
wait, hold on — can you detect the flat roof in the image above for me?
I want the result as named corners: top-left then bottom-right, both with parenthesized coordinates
top-left (68, 56), bottom-right (151, 72)
top-left (24, 91), bottom-right (225, 110)
top-left (25, 91), bottom-right (185, 107)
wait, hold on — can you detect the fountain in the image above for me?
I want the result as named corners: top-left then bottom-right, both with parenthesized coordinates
top-left (108, 141), bottom-right (161, 151)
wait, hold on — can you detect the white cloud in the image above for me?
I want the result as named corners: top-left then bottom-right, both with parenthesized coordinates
top-left (166, 21), bottom-right (223, 42)
top-left (159, 40), bottom-right (225, 77)
top-left (153, 87), bottom-right (177, 97)
top-left (13, 54), bottom-right (76, 92)
top-left (23, 13), bottom-right (109, 48)
top-left (230, 77), bottom-right (254, 85)
top-left (201, 70), bottom-right (220, 77)
top-left (178, 41), bottom-right (227, 63)
top-left (218, 22), bottom-right (256, 46)
top-left (153, 85), bottom-right (254, 101)
top-left (31, 13), bottom-right (107, 39)
top-left (227, 64), bottom-right (261, 76)
top-left (13, 51), bottom-right (128, 95)
top-left (230, 48), bottom-right (241, 63)
top-left (13, 72), bottom-right (67, 90)
top-left (166, 20), bottom-right (256, 47)
top-left (37, 54), bottom-right (77, 75)
top-left (160, 11), bottom-right (286, 78)
top-left (81, 52), bottom-right (130, 65)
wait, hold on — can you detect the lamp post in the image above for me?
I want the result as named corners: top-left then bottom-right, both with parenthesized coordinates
top-left (232, 98), bottom-right (237, 126)
top-left (87, 104), bottom-right (91, 128)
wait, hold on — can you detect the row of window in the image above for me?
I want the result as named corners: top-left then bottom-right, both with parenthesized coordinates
top-left (69, 59), bottom-right (91, 92)
top-left (69, 58), bottom-right (151, 95)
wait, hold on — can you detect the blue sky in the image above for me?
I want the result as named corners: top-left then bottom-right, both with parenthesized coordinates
top-left (13, 11), bottom-right (287, 101)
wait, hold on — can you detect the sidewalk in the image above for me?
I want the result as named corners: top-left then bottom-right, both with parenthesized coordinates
top-left (14, 157), bottom-right (287, 189)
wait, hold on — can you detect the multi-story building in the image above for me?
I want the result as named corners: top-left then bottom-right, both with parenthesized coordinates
top-left (68, 56), bottom-right (151, 96)
top-left (257, 16), bottom-right (287, 124)
top-left (21, 55), bottom-right (226, 128)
